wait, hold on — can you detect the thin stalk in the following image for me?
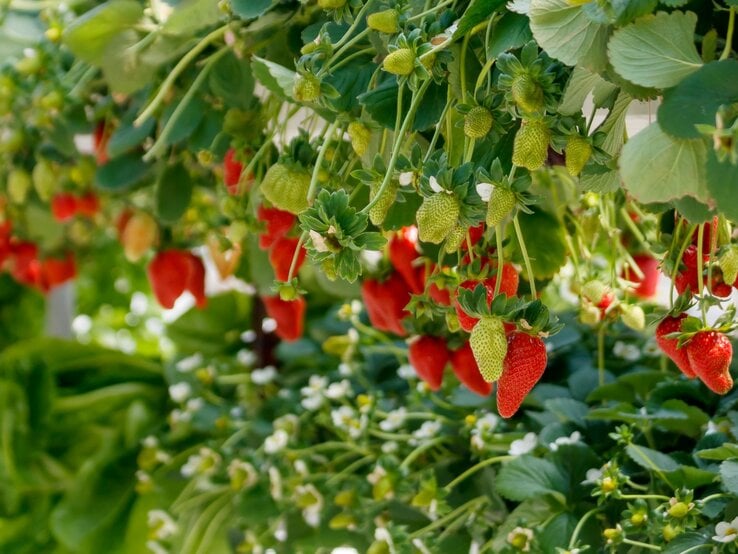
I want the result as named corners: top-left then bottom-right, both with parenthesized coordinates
top-left (622, 538), bottom-right (661, 551)
top-left (286, 232), bottom-right (307, 282)
top-left (407, 0), bottom-right (455, 21)
top-left (618, 493), bottom-right (670, 501)
top-left (307, 119), bottom-right (341, 202)
top-left (568, 507), bottom-right (599, 549)
top-left (721, 7), bottom-right (736, 61)
top-left (597, 324), bottom-right (606, 386)
top-left (494, 223), bottom-right (505, 297)
top-left (697, 225), bottom-right (707, 323)
top-left (512, 214), bottom-right (536, 298)
top-left (400, 437), bottom-right (447, 470)
top-left (333, 0), bottom-right (374, 50)
top-left (443, 455), bottom-right (512, 491)
top-left (409, 496), bottom-right (487, 539)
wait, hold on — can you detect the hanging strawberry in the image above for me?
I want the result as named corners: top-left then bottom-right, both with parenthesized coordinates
top-left (263, 294), bottom-right (306, 341)
top-left (449, 342), bottom-right (493, 396)
top-left (408, 336), bottom-right (449, 391)
top-left (496, 332), bottom-right (547, 418)
top-left (361, 271), bottom-right (412, 337)
top-left (148, 250), bottom-right (207, 309)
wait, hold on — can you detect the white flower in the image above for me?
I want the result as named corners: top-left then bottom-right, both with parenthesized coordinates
top-left (274, 517), bottom-right (287, 542)
top-left (262, 317), bottom-right (277, 333)
top-left (642, 338), bottom-right (661, 357)
top-left (301, 394), bottom-right (323, 411)
top-left (508, 432), bottom-right (537, 456)
top-left (169, 408), bottom-right (190, 425)
top-left (264, 429), bottom-right (289, 454)
top-left (146, 541), bottom-right (169, 554)
top-left (295, 484), bottom-right (323, 528)
top-left (714, 516), bottom-right (738, 543)
top-left (274, 414), bottom-right (299, 433)
top-left (268, 467), bottom-right (282, 501)
top-left (303, 506), bottom-right (321, 528)
top-left (240, 330), bottom-right (257, 343)
top-left (331, 406), bottom-right (364, 438)
top-left (180, 447), bottom-right (221, 478)
top-left (294, 459), bottom-right (308, 475)
top-left (476, 182), bottom-right (494, 202)
top-left (397, 364), bottom-right (417, 380)
top-left (301, 375), bottom-right (328, 411)
top-left (507, 527), bottom-right (534, 551)
top-left (429, 175), bottom-right (443, 193)
top-left (381, 441), bottom-right (398, 454)
top-left (470, 434), bottom-right (486, 451)
top-left (237, 348), bottom-right (257, 366)
top-left (338, 362), bottom-right (354, 376)
top-left (176, 353), bottom-right (203, 372)
top-left (251, 366), bottom-right (277, 385)
top-left (549, 431), bottom-right (582, 451)
top-left (379, 407), bottom-right (407, 432)
top-left (506, 0), bottom-right (530, 15)
top-left (412, 420), bottom-right (441, 444)
top-left (705, 420), bottom-right (719, 435)
top-left (399, 171), bottom-right (414, 186)
top-left (309, 229), bottom-right (330, 252)
top-left (168, 382), bottom-right (192, 403)
top-left (228, 459), bottom-right (258, 490)
top-left (613, 340), bottom-right (640, 362)
top-left (582, 467), bottom-right (604, 485)
top-left (325, 379), bottom-right (352, 400)
top-left (367, 464), bottom-right (387, 485)
top-left (474, 413), bottom-right (499, 434)
top-left (143, 436), bottom-right (159, 449)
top-left (185, 397), bottom-right (204, 413)
top-left (147, 510), bottom-right (178, 540)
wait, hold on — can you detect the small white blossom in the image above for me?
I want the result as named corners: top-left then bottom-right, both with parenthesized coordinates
top-left (227, 459), bottom-right (258, 490)
top-left (169, 408), bottom-right (190, 425)
top-left (642, 338), bottom-right (661, 357)
top-left (549, 431), bottom-right (582, 452)
top-left (240, 330), bottom-right (257, 343)
top-left (185, 397), bottom-right (204, 413)
top-left (429, 175), bottom-right (443, 193)
top-left (168, 382), bottom-right (192, 403)
top-left (470, 434), bottom-right (486, 451)
top-left (309, 229), bottom-right (330, 253)
top-left (237, 348), bottom-right (257, 366)
top-left (180, 447), bottom-right (221, 478)
top-left (295, 484), bottom-right (323, 528)
top-left (508, 432), bottom-right (537, 456)
top-left (251, 366), bottom-right (277, 385)
top-left (274, 414), bottom-right (299, 433)
top-left (367, 464), bottom-right (387, 485)
top-left (146, 541), bottom-right (169, 554)
top-left (301, 375), bottom-right (328, 411)
top-left (411, 420), bottom-right (441, 444)
top-left (274, 517), bottom-right (287, 541)
top-left (613, 341), bottom-right (640, 362)
top-left (338, 362), bottom-right (354, 376)
top-left (476, 182), bottom-right (494, 202)
top-left (507, 526), bottom-right (534, 551)
top-left (582, 467), bottom-right (604, 485)
top-left (706, 420), bottom-right (720, 435)
top-left (143, 436), bottom-right (159, 449)
top-left (474, 413), bottom-right (499, 434)
top-left (381, 441), bottom-right (399, 454)
top-left (325, 379), bottom-right (352, 400)
top-left (147, 510), bottom-right (178, 540)
top-left (399, 171), bottom-right (414, 186)
top-left (379, 407), bottom-right (407, 432)
top-left (331, 406), bottom-right (364, 439)
top-left (262, 317), bottom-right (277, 333)
top-left (176, 353), bottom-right (203, 372)
top-left (397, 364), bottom-right (417, 380)
top-left (294, 459), bottom-right (308, 475)
top-left (714, 517), bottom-right (738, 543)
top-left (264, 429), bottom-right (289, 454)
top-left (268, 467), bottom-right (282, 501)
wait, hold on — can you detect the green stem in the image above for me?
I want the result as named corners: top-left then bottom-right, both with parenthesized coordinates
top-left (143, 47), bottom-right (228, 161)
top-left (697, 224), bottom-right (707, 323)
top-left (180, 493), bottom-right (232, 554)
top-left (494, 223), bottom-right (505, 297)
top-left (721, 7), bottom-right (736, 61)
top-left (407, 0), bottom-right (455, 21)
top-left (307, 119), bottom-right (341, 202)
top-left (700, 493), bottom-right (731, 504)
top-left (289, 441), bottom-right (370, 456)
top-left (597, 324), bottom-right (606, 386)
top-left (361, 79), bottom-right (431, 215)
top-left (512, 214), bottom-right (536, 298)
top-left (333, 0), bottom-right (374, 50)
top-left (408, 497), bottom-right (487, 539)
top-left (443, 455), bottom-right (513, 491)
top-left (286, 232), bottom-right (307, 282)
top-left (567, 507), bottom-right (599, 549)
top-left (327, 46), bottom-right (375, 73)
top-left (622, 538), bottom-right (661, 551)
top-left (400, 437), bottom-right (447, 470)
top-left (320, 29), bottom-right (372, 76)
top-left (618, 493), bottom-right (670, 501)
top-left (135, 25), bottom-right (229, 127)
top-left (327, 454), bottom-right (374, 485)
top-left (53, 383), bottom-right (160, 413)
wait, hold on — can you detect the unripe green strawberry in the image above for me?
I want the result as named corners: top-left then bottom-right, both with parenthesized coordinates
top-left (444, 224), bottom-right (466, 253)
top-left (348, 121), bottom-right (371, 156)
top-left (486, 187), bottom-right (516, 227)
top-left (719, 246), bottom-right (738, 285)
top-left (367, 9), bottom-right (400, 34)
top-left (511, 74), bottom-right (544, 113)
top-left (7, 168), bottom-right (31, 204)
top-left (260, 163), bottom-right (311, 215)
top-left (512, 119), bottom-right (550, 171)
top-left (581, 279), bottom-right (606, 305)
top-left (470, 316), bottom-right (508, 382)
top-left (463, 106), bottom-right (493, 139)
top-left (416, 193), bottom-right (460, 244)
top-left (383, 48), bottom-right (415, 76)
top-left (318, 0), bottom-right (346, 8)
top-left (565, 135), bottom-right (592, 176)
top-left (580, 302), bottom-right (601, 325)
top-left (368, 181), bottom-right (398, 225)
top-left (293, 74), bottom-right (321, 103)
top-left (32, 160), bottom-right (56, 201)
top-left (620, 304), bottom-right (645, 331)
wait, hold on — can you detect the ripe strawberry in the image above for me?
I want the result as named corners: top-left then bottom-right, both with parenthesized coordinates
top-left (682, 244), bottom-right (708, 269)
top-left (9, 241), bottom-right (42, 288)
top-left (223, 148), bottom-right (244, 194)
top-left (41, 253), bottom-right (76, 290)
top-left (269, 236), bottom-right (307, 281)
top-left (148, 250), bottom-right (207, 309)
top-left (408, 336), bottom-right (449, 391)
top-left (691, 216), bottom-right (719, 252)
top-left (263, 294), bottom-right (306, 341)
top-left (383, 48), bottom-right (415, 76)
top-left (367, 9), bottom-right (399, 34)
top-left (454, 266), bottom-right (519, 332)
top-left (564, 136), bottom-right (592, 176)
top-left (93, 121), bottom-right (110, 165)
top-left (622, 254), bottom-right (659, 299)
top-left (497, 332), bottom-right (547, 418)
top-left (369, 181), bottom-right (398, 226)
top-left (51, 193), bottom-right (78, 222)
top-left (293, 74), bottom-right (321, 103)
top-left (655, 314), bottom-right (695, 379)
top-left (463, 106), bottom-right (493, 139)
top-left (260, 163), bottom-right (311, 215)
top-left (348, 121), bottom-right (371, 156)
top-left (361, 272), bottom-right (411, 337)
top-left (185, 252), bottom-right (207, 308)
top-left (461, 223), bottom-right (485, 251)
top-left (486, 187), bottom-right (516, 227)
top-left (685, 331), bottom-right (734, 394)
top-left (257, 205), bottom-right (296, 250)
top-left (512, 119), bottom-right (550, 171)
top-left (428, 282), bottom-right (451, 305)
top-left (450, 342), bottom-right (493, 396)
top-left (416, 193), bottom-right (459, 244)
top-left (388, 227), bottom-right (424, 294)
top-left (455, 279), bottom-right (493, 332)
top-left (511, 74), bottom-right (544, 114)
top-left (120, 211), bottom-right (159, 262)
top-left (710, 269), bottom-right (733, 298)
top-left (76, 192), bottom-right (100, 217)
top-left (470, 316), bottom-right (508, 382)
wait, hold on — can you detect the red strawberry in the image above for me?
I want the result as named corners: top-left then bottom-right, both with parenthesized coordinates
top-left (408, 336), bottom-right (449, 390)
top-left (489, 263), bottom-right (519, 298)
top-left (224, 148), bottom-right (245, 195)
top-left (41, 253), bottom-right (76, 290)
top-left (257, 205), bottom-right (296, 250)
top-left (655, 314), bottom-right (695, 379)
top-left (93, 121), bottom-right (110, 165)
top-left (76, 192), bottom-right (100, 217)
top-left (388, 226), bottom-right (424, 294)
top-left (269, 236), bottom-right (306, 281)
top-left (455, 279), bottom-right (493, 332)
top-left (685, 330), bottom-right (734, 394)
top-left (449, 342), bottom-right (493, 396)
top-left (454, 266), bottom-right (518, 332)
top-left (148, 250), bottom-right (208, 309)
top-left (9, 241), bottom-right (42, 288)
top-left (497, 332), bottom-right (547, 418)
top-left (682, 244), bottom-right (708, 270)
top-left (710, 269), bottom-right (733, 298)
top-left (623, 254), bottom-right (659, 298)
top-left (428, 281), bottom-right (451, 306)
top-left (184, 252), bottom-right (207, 308)
top-left (674, 268), bottom-right (700, 296)
top-left (263, 294), bottom-right (306, 341)
top-left (51, 193), bottom-right (78, 222)
top-left (459, 223), bottom-right (485, 251)
top-left (691, 216), bottom-right (719, 252)
top-left (116, 209), bottom-right (133, 236)
top-left (361, 271), bottom-right (411, 336)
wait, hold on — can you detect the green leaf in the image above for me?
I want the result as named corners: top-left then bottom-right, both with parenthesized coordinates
top-left (662, 532), bottom-right (714, 554)
top-left (155, 164), bottom-right (193, 223)
top-left (511, 210), bottom-right (568, 280)
top-left (62, 0), bottom-right (143, 65)
top-left (231, 0), bottom-right (273, 19)
top-left (107, 118), bottom-right (156, 158)
top-left (95, 153), bottom-right (152, 191)
top-left (543, 398), bottom-right (588, 426)
top-left (160, 0), bottom-right (221, 35)
top-left (698, 443), bottom-right (738, 461)
top-left (454, 0), bottom-right (506, 39)
top-left (251, 56), bottom-right (296, 100)
top-left (529, 0), bottom-right (609, 72)
top-left (558, 66), bottom-right (609, 116)
top-left (620, 123), bottom-right (708, 204)
top-left (607, 11), bottom-right (703, 89)
top-left (721, 460), bottom-right (738, 494)
top-left (209, 51), bottom-right (256, 109)
top-left (496, 455), bottom-right (569, 505)
top-left (487, 12), bottom-right (532, 58)
top-left (626, 443), bottom-right (680, 473)
top-left (664, 466), bottom-right (717, 489)
top-left (0, 13), bottom-right (44, 60)
top-left (673, 196), bottom-right (714, 224)
top-left (706, 148), bottom-right (738, 224)
top-left (659, 60), bottom-right (738, 138)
